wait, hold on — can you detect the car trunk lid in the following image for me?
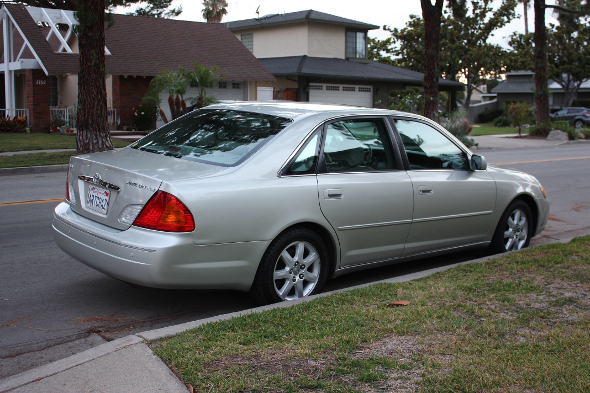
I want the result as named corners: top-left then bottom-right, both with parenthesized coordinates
top-left (68, 148), bottom-right (226, 230)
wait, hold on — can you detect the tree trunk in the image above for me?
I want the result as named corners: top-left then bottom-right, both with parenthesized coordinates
top-left (421, 0), bottom-right (444, 121)
top-left (76, 0), bottom-right (112, 153)
top-left (534, 0), bottom-right (550, 129)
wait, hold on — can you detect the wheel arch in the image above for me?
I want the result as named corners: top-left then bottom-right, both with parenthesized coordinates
top-left (268, 222), bottom-right (339, 278)
top-left (512, 193), bottom-right (539, 235)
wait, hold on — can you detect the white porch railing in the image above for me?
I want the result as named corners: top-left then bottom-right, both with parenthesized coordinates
top-left (1, 109), bottom-right (30, 123)
top-left (50, 106), bottom-right (118, 128)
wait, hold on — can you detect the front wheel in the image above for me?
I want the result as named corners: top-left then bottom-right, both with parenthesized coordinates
top-left (489, 200), bottom-right (533, 254)
top-left (250, 227), bottom-right (329, 305)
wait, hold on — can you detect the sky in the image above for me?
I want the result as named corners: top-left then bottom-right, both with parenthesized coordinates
top-left (143, 0), bottom-right (560, 49)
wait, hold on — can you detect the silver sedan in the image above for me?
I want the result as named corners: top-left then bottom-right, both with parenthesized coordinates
top-left (52, 102), bottom-right (549, 304)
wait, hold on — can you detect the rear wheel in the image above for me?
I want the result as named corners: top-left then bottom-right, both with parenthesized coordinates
top-left (250, 227), bottom-right (329, 305)
top-left (489, 200), bottom-right (533, 254)
top-left (574, 119), bottom-right (584, 129)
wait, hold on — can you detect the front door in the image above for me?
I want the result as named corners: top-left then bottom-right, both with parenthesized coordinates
top-left (391, 118), bottom-right (497, 256)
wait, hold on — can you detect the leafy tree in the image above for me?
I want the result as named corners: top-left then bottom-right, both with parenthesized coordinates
top-left (508, 0), bottom-right (590, 108)
top-left (507, 102), bottom-right (532, 136)
top-left (202, 0), bottom-right (227, 23)
top-left (532, 0), bottom-right (590, 129)
top-left (374, 1), bottom-right (516, 113)
top-left (7, 0), bottom-right (181, 153)
top-left (129, 0), bottom-right (182, 18)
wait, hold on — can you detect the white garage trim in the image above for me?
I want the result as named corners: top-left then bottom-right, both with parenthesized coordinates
top-left (309, 84), bottom-right (373, 107)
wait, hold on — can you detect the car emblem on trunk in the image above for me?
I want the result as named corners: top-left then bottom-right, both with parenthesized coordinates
top-left (78, 173), bottom-right (121, 191)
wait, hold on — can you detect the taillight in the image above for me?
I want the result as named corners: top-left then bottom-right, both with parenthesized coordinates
top-left (65, 168), bottom-right (76, 204)
top-left (133, 191), bottom-right (195, 232)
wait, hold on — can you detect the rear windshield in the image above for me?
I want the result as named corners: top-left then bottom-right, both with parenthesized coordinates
top-left (130, 109), bottom-right (292, 166)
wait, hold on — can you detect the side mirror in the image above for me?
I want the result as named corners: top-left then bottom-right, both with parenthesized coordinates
top-left (470, 154), bottom-right (487, 171)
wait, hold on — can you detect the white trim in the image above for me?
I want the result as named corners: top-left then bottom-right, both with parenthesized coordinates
top-left (2, 6), bottom-right (48, 75)
top-left (41, 8), bottom-right (72, 53)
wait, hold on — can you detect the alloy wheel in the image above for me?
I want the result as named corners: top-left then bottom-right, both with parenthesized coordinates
top-left (273, 241), bottom-right (321, 300)
top-left (503, 208), bottom-right (529, 251)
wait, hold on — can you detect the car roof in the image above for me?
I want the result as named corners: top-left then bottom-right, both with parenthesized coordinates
top-left (205, 101), bottom-right (408, 120)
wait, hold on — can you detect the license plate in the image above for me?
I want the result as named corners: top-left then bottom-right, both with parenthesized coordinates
top-left (86, 185), bottom-right (110, 215)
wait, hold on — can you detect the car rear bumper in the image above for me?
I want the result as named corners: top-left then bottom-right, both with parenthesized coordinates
top-left (52, 202), bottom-right (268, 291)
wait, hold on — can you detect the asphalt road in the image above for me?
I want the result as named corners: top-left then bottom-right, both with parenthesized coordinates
top-left (1, 142), bottom-right (589, 379)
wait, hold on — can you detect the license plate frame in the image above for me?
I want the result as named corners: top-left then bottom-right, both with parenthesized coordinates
top-left (86, 185), bottom-right (111, 215)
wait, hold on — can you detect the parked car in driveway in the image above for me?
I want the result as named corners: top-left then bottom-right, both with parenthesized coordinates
top-left (52, 102), bottom-right (549, 304)
top-left (550, 107), bottom-right (590, 128)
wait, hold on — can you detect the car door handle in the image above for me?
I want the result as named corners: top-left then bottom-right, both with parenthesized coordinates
top-left (324, 189), bottom-right (343, 199)
top-left (418, 186), bottom-right (433, 195)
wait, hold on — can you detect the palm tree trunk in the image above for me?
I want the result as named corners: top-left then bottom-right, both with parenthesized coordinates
top-left (76, 0), bottom-right (112, 153)
top-left (523, 0), bottom-right (529, 34)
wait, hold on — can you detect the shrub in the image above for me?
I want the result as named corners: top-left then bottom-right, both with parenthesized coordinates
top-left (494, 116), bottom-right (512, 127)
top-left (439, 109), bottom-right (475, 147)
top-left (529, 120), bottom-right (551, 137)
top-left (477, 109), bottom-right (503, 123)
top-left (553, 121), bottom-right (580, 140)
top-left (0, 116), bottom-right (28, 133)
top-left (133, 103), bottom-right (158, 131)
top-left (389, 88), bottom-right (424, 115)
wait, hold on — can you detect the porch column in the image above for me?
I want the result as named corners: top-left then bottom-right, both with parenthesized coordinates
top-left (3, 16), bottom-right (16, 116)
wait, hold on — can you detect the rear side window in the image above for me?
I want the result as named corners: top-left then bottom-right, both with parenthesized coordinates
top-left (285, 133), bottom-right (320, 175)
top-left (322, 119), bottom-right (396, 172)
top-left (131, 110), bottom-right (292, 166)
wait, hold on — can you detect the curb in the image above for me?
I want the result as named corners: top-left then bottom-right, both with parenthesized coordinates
top-left (0, 164), bottom-right (68, 177)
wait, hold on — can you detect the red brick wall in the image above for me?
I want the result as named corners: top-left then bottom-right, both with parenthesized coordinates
top-left (112, 75), bottom-right (153, 129)
top-left (25, 70), bottom-right (50, 132)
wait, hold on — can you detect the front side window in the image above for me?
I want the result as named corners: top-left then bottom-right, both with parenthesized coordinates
top-left (346, 30), bottom-right (366, 58)
top-left (393, 119), bottom-right (469, 170)
top-left (323, 119), bottom-right (396, 172)
top-left (131, 110), bottom-right (292, 166)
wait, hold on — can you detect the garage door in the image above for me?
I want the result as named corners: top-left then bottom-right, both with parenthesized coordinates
top-left (309, 84), bottom-right (373, 107)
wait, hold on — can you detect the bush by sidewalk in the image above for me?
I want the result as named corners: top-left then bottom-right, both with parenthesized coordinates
top-left (152, 236), bottom-right (590, 393)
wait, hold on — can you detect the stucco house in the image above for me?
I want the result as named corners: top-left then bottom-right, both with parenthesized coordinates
top-left (0, 4), bottom-right (274, 132)
top-left (491, 71), bottom-right (590, 109)
top-left (226, 10), bottom-right (464, 108)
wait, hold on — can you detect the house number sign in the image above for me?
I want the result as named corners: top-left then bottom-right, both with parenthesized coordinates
top-left (35, 80), bottom-right (47, 85)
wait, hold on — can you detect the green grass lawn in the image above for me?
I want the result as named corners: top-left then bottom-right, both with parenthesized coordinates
top-left (0, 133), bottom-right (130, 168)
top-left (152, 236), bottom-right (590, 393)
top-left (471, 124), bottom-right (525, 136)
top-left (0, 133), bottom-right (129, 152)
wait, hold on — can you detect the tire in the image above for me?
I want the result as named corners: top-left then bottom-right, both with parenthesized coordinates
top-left (574, 120), bottom-right (584, 129)
top-left (489, 200), bottom-right (533, 254)
top-left (250, 227), bottom-right (329, 305)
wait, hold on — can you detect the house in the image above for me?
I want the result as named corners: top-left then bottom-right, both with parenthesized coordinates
top-left (492, 71), bottom-right (590, 109)
top-left (490, 71), bottom-right (536, 108)
top-left (226, 10), bottom-right (464, 108)
top-left (0, 4), bottom-right (274, 132)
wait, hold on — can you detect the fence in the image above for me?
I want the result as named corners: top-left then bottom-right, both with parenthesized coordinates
top-left (49, 107), bottom-right (118, 129)
top-left (0, 109), bottom-right (30, 123)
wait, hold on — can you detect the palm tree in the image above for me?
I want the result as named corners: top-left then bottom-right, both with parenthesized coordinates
top-left (144, 67), bottom-right (189, 123)
top-left (202, 0), bottom-right (228, 23)
top-left (185, 62), bottom-right (223, 109)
